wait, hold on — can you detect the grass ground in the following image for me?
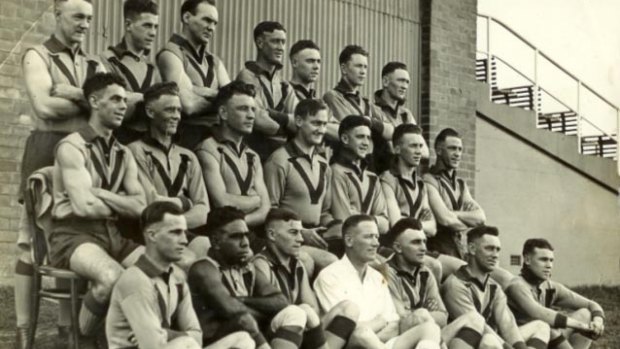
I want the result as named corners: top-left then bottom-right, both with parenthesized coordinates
top-left (0, 285), bottom-right (618, 349)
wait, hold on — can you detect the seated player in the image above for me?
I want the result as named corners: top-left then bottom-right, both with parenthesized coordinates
top-left (195, 81), bottom-right (270, 229)
top-left (49, 73), bottom-right (146, 345)
top-left (106, 201), bottom-right (254, 349)
top-left (314, 215), bottom-right (442, 349)
top-left (237, 21), bottom-right (298, 160)
top-left (442, 226), bottom-right (551, 349)
top-left (384, 218), bottom-right (490, 349)
top-left (100, 0), bottom-right (162, 144)
top-left (253, 208), bottom-right (360, 349)
top-left (330, 116), bottom-right (389, 238)
top-left (263, 99), bottom-right (339, 274)
top-left (129, 82), bottom-right (209, 238)
top-left (188, 206), bottom-right (308, 349)
top-left (505, 239), bottom-right (605, 349)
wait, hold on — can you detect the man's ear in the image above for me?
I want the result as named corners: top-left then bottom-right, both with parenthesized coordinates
top-left (265, 228), bottom-right (277, 242)
top-left (467, 241), bottom-right (476, 256)
top-left (145, 104), bottom-right (155, 119)
top-left (392, 241), bottom-right (402, 254)
top-left (523, 254), bottom-right (531, 266)
top-left (182, 12), bottom-right (191, 26)
top-left (294, 115), bottom-right (304, 129)
top-left (382, 75), bottom-right (390, 88)
top-left (343, 232), bottom-right (353, 248)
top-left (144, 229), bottom-right (156, 244)
top-left (256, 37), bottom-right (265, 51)
top-left (340, 132), bottom-right (349, 145)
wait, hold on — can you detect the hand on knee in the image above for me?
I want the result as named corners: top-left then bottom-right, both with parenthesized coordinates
top-left (408, 308), bottom-right (434, 326)
top-left (299, 303), bottom-right (321, 328)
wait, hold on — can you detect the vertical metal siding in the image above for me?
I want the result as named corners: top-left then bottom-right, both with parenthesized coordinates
top-left (86, 0), bottom-right (420, 113)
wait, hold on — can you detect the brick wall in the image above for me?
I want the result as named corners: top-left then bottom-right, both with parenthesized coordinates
top-left (420, 0), bottom-right (478, 192)
top-left (0, 0), bottom-right (54, 284)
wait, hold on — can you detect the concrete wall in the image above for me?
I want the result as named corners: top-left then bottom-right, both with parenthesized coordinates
top-left (476, 116), bottom-right (620, 286)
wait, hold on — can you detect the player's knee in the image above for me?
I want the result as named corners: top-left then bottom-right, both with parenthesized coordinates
top-left (462, 311), bottom-right (486, 332)
top-left (93, 267), bottom-right (122, 297)
top-left (232, 331), bottom-right (255, 349)
top-left (416, 320), bottom-right (441, 338)
top-left (277, 305), bottom-right (307, 329)
top-left (298, 303), bottom-right (320, 328)
top-left (479, 334), bottom-right (502, 349)
top-left (349, 326), bottom-right (378, 347)
top-left (572, 308), bottom-right (592, 322)
top-left (299, 251), bottom-right (315, 277)
top-left (333, 300), bottom-right (360, 321)
top-left (172, 336), bottom-right (201, 349)
top-left (530, 320), bottom-right (551, 341)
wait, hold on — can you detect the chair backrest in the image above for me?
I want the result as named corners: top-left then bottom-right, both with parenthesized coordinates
top-left (25, 166), bottom-right (55, 267)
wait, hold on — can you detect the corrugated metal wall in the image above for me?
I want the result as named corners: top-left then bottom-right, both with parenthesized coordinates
top-left (86, 0), bottom-right (420, 114)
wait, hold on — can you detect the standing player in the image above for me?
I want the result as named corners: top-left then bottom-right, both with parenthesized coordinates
top-left (505, 239), bottom-right (604, 349)
top-left (237, 21), bottom-right (298, 161)
top-left (289, 40), bottom-right (320, 101)
top-left (16, 0), bottom-right (105, 345)
top-left (49, 73), bottom-right (146, 345)
top-left (101, 0), bottom-right (161, 144)
top-left (442, 226), bottom-right (551, 349)
top-left (157, 0), bottom-right (231, 149)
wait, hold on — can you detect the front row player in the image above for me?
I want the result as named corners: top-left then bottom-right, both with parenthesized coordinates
top-left (506, 239), bottom-right (604, 349)
top-left (314, 215), bottom-right (442, 349)
top-left (442, 226), bottom-right (551, 349)
top-left (106, 202), bottom-right (254, 349)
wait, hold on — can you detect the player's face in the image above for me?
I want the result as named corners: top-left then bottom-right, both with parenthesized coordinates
top-left (216, 219), bottom-right (252, 265)
top-left (148, 213), bottom-right (188, 262)
top-left (470, 234), bottom-right (500, 273)
top-left (384, 69), bottom-right (410, 102)
top-left (292, 48), bottom-right (321, 84)
top-left (258, 30), bottom-right (287, 65)
top-left (222, 94), bottom-right (256, 135)
top-left (126, 13), bottom-right (159, 52)
top-left (345, 221), bottom-right (380, 263)
top-left (56, 0), bottom-right (93, 45)
top-left (341, 54), bottom-right (368, 87)
top-left (271, 220), bottom-right (304, 258)
top-left (185, 2), bottom-right (218, 45)
top-left (342, 126), bottom-right (371, 159)
top-left (438, 136), bottom-right (463, 169)
top-left (297, 109), bottom-right (328, 146)
top-left (93, 84), bottom-right (128, 130)
top-left (526, 248), bottom-right (554, 280)
top-left (395, 133), bottom-right (424, 167)
top-left (148, 95), bottom-right (182, 136)
top-left (395, 229), bottom-right (427, 265)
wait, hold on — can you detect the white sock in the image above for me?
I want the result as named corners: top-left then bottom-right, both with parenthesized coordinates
top-left (416, 339), bottom-right (441, 349)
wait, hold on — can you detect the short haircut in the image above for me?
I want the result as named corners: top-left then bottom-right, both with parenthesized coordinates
top-left (338, 115), bottom-right (371, 139)
top-left (82, 73), bottom-right (126, 101)
top-left (290, 40), bottom-right (320, 59)
top-left (522, 238), bottom-right (554, 256)
top-left (383, 217), bottom-right (423, 247)
top-left (124, 0), bottom-right (158, 20)
top-left (392, 123), bottom-right (422, 144)
top-left (205, 206), bottom-right (245, 235)
top-left (253, 21), bottom-right (286, 42)
top-left (467, 225), bottom-right (499, 244)
top-left (180, 0), bottom-right (215, 21)
top-left (339, 45), bottom-right (368, 65)
top-left (295, 99), bottom-right (327, 119)
top-left (143, 82), bottom-right (179, 106)
top-left (382, 61), bottom-right (408, 77)
top-left (214, 81), bottom-right (256, 110)
top-left (140, 201), bottom-right (184, 232)
top-left (434, 127), bottom-right (461, 149)
top-left (342, 214), bottom-right (376, 236)
top-left (55, 0), bottom-right (92, 10)
top-left (260, 208), bottom-right (301, 238)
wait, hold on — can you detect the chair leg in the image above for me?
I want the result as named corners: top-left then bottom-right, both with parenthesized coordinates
top-left (26, 274), bottom-right (41, 349)
top-left (69, 280), bottom-right (81, 349)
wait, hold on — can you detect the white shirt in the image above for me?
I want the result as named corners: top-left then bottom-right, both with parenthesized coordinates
top-left (313, 254), bottom-right (399, 322)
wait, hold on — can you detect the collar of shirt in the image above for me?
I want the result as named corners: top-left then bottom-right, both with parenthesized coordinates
top-left (387, 256), bottom-right (421, 284)
top-left (340, 254), bottom-right (371, 282)
top-left (334, 78), bottom-right (361, 98)
top-left (245, 60), bottom-right (283, 81)
top-left (454, 265), bottom-right (491, 291)
top-left (290, 82), bottom-right (316, 99)
top-left (430, 164), bottom-right (458, 187)
top-left (212, 132), bottom-right (248, 157)
top-left (207, 249), bottom-right (249, 271)
top-left (333, 148), bottom-right (368, 177)
top-left (78, 125), bottom-right (123, 153)
top-left (142, 132), bottom-right (175, 155)
top-left (374, 89), bottom-right (405, 115)
top-left (390, 163), bottom-right (419, 188)
top-left (262, 246), bottom-right (300, 274)
top-left (170, 33), bottom-right (210, 63)
top-left (134, 254), bottom-right (174, 282)
top-left (285, 140), bottom-right (318, 163)
top-left (43, 34), bottom-right (85, 58)
top-left (109, 37), bottom-right (149, 61)
top-left (520, 266), bottom-right (546, 287)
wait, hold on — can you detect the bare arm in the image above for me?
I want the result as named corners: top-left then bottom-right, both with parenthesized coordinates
top-left (244, 162), bottom-right (270, 228)
top-left (196, 149), bottom-right (261, 211)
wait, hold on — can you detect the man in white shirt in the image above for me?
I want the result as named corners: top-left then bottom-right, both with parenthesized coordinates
top-left (314, 215), bottom-right (442, 349)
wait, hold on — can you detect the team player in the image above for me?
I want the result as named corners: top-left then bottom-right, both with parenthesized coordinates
top-left (330, 116), bottom-right (389, 237)
top-left (157, 0), bottom-right (231, 149)
top-left (505, 239), bottom-right (604, 349)
top-left (16, 0), bottom-right (105, 345)
top-left (314, 215), bottom-right (442, 349)
top-left (49, 73), bottom-right (146, 346)
top-left (100, 0), bottom-right (161, 144)
top-left (188, 207), bottom-right (308, 349)
top-left (106, 201), bottom-right (254, 349)
top-left (237, 21), bottom-right (298, 160)
top-left (253, 209), bottom-right (360, 349)
top-left (263, 99), bottom-right (339, 274)
top-left (128, 82), bottom-right (209, 239)
top-left (384, 218), bottom-right (490, 349)
top-left (289, 40), bottom-right (321, 101)
top-left (442, 226), bottom-right (551, 349)
top-left (195, 81), bottom-right (270, 228)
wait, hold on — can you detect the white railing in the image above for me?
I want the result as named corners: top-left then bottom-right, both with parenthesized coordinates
top-left (476, 14), bottom-right (620, 171)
